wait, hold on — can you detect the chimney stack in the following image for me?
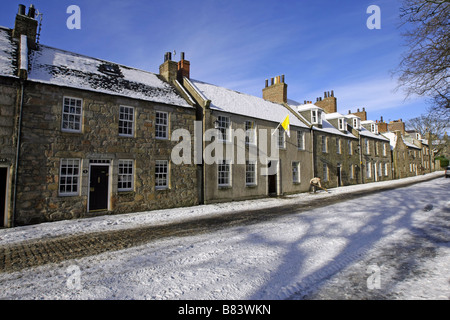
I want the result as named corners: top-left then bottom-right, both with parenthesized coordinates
top-left (159, 51), bottom-right (178, 83)
top-left (315, 89), bottom-right (337, 114)
top-left (13, 4), bottom-right (38, 49)
top-left (262, 75), bottom-right (288, 104)
top-left (177, 51), bottom-right (190, 81)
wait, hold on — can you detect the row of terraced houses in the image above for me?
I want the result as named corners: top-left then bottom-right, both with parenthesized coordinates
top-left (0, 5), bottom-right (439, 227)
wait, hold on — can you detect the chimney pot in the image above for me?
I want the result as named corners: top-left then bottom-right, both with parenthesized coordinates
top-left (331, 90), bottom-right (334, 97)
top-left (271, 78), bottom-right (274, 85)
top-left (281, 74), bottom-right (285, 83)
top-left (28, 5), bottom-right (36, 18)
top-left (180, 52), bottom-right (185, 60)
top-left (265, 79), bottom-right (268, 88)
top-left (18, 4), bottom-right (26, 15)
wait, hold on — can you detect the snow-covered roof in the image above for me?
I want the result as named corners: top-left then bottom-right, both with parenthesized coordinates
top-left (359, 126), bottom-right (389, 141)
top-left (295, 103), bottom-right (323, 112)
top-left (0, 27), bottom-right (17, 77)
top-left (25, 44), bottom-right (192, 108)
top-left (324, 112), bottom-right (345, 120)
top-left (382, 132), bottom-right (421, 150)
top-left (313, 119), bottom-right (357, 139)
top-left (382, 132), bottom-right (397, 149)
top-left (0, 25), bottom-right (191, 108)
top-left (189, 79), bottom-right (309, 128)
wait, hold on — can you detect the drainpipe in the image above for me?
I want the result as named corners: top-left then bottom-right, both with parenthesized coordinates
top-left (11, 80), bottom-right (25, 227)
top-left (359, 135), bottom-right (364, 184)
top-left (11, 34), bottom-right (29, 227)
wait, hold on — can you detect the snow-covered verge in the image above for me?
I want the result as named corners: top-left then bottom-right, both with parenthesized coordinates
top-left (0, 172), bottom-right (448, 300)
top-left (0, 172), bottom-right (444, 246)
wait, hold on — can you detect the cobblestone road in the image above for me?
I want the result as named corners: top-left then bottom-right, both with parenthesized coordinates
top-left (0, 174), bottom-right (442, 274)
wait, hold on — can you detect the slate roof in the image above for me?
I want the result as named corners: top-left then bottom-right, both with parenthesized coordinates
top-left (0, 26), bottom-right (191, 108)
top-left (189, 79), bottom-right (309, 129)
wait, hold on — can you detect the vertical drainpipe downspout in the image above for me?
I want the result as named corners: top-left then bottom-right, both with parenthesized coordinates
top-left (12, 80), bottom-right (25, 227)
top-left (359, 134), bottom-right (364, 184)
top-left (311, 126), bottom-right (315, 180)
top-left (12, 34), bottom-right (29, 227)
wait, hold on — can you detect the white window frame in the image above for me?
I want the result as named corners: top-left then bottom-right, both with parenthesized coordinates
top-left (338, 118), bottom-right (346, 131)
top-left (322, 136), bottom-right (328, 153)
top-left (322, 163), bottom-right (328, 182)
top-left (217, 116), bottom-right (231, 142)
top-left (350, 164), bottom-right (354, 179)
top-left (218, 159), bottom-right (231, 187)
top-left (292, 161), bottom-right (301, 184)
top-left (59, 159), bottom-right (81, 196)
top-left (119, 106), bottom-right (135, 137)
top-left (311, 110), bottom-right (317, 124)
top-left (366, 161), bottom-right (372, 178)
top-left (245, 120), bottom-right (257, 145)
top-left (155, 111), bottom-right (169, 140)
top-left (155, 160), bottom-right (169, 189)
top-left (62, 97), bottom-right (83, 133)
top-left (383, 143), bottom-right (387, 156)
top-left (118, 160), bottom-right (134, 192)
top-left (336, 138), bottom-right (341, 154)
top-left (278, 129), bottom-right (286, 149)
top-left (245, 160), bottom-right (257, 186)
top-left (297, 131), bottom-right (305, 150)
top-left (348, 140), bottom-right (353, 155)
top-left (311, 109), bottom-right (322, 125)
top-left (365, 139), bottom-right (370, 155)
top-left (385, 163), bottom-right (389, 176)
top-left (371, 123), bottom-right (378, 134)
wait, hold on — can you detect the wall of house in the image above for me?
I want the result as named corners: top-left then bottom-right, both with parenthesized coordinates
top-left (0, 77), bottom-right (19, 227)
top-left (202, 111), bottom-right (313, 203)
top-left (391, 134), bottom-right (422, 179)
top-left (13, 82), bottom-right (198, 226)
top-left (360, 137), bottom-right (392, 183)
top-left (313, 131), bottom-right (360, 189)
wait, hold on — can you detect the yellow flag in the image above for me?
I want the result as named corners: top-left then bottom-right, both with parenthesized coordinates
top-left (281, 115), bottom-right (290, 137)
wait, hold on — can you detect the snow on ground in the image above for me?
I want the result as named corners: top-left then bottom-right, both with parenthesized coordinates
top-left (0, 172), bottom-right (448, 300)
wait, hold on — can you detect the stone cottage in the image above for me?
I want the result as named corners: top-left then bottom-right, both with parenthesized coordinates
top-left (0, 5), bottom-right (198, 227)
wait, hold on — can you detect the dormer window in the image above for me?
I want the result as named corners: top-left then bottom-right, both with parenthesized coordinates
top-left (352, 118), bottom-right (361, 130)
top-left (338, 118), bottom-right (347, 131)
top-left (311, 109), bottom-right (322, 125)
top-left (371, 123), bottom-right (378, 134)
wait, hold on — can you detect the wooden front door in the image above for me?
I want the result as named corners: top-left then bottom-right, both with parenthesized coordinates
top-left (89, 165), bottom-right (109, 212)
top-left (0, 168), bottom-right (7, 227)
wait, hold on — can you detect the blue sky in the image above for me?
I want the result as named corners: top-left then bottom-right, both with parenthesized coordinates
top-left (0, 0), bottom-right (431, 123)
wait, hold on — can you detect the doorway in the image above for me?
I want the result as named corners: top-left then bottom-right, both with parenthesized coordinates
top-left (89, 165), bottom-right (110, 212)
top-left (267, 160), bottom-right (278, 196)
top-left (0, 167), bottom-right (7, 228)
top-left (337, 164), bottom-right (342, 187)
